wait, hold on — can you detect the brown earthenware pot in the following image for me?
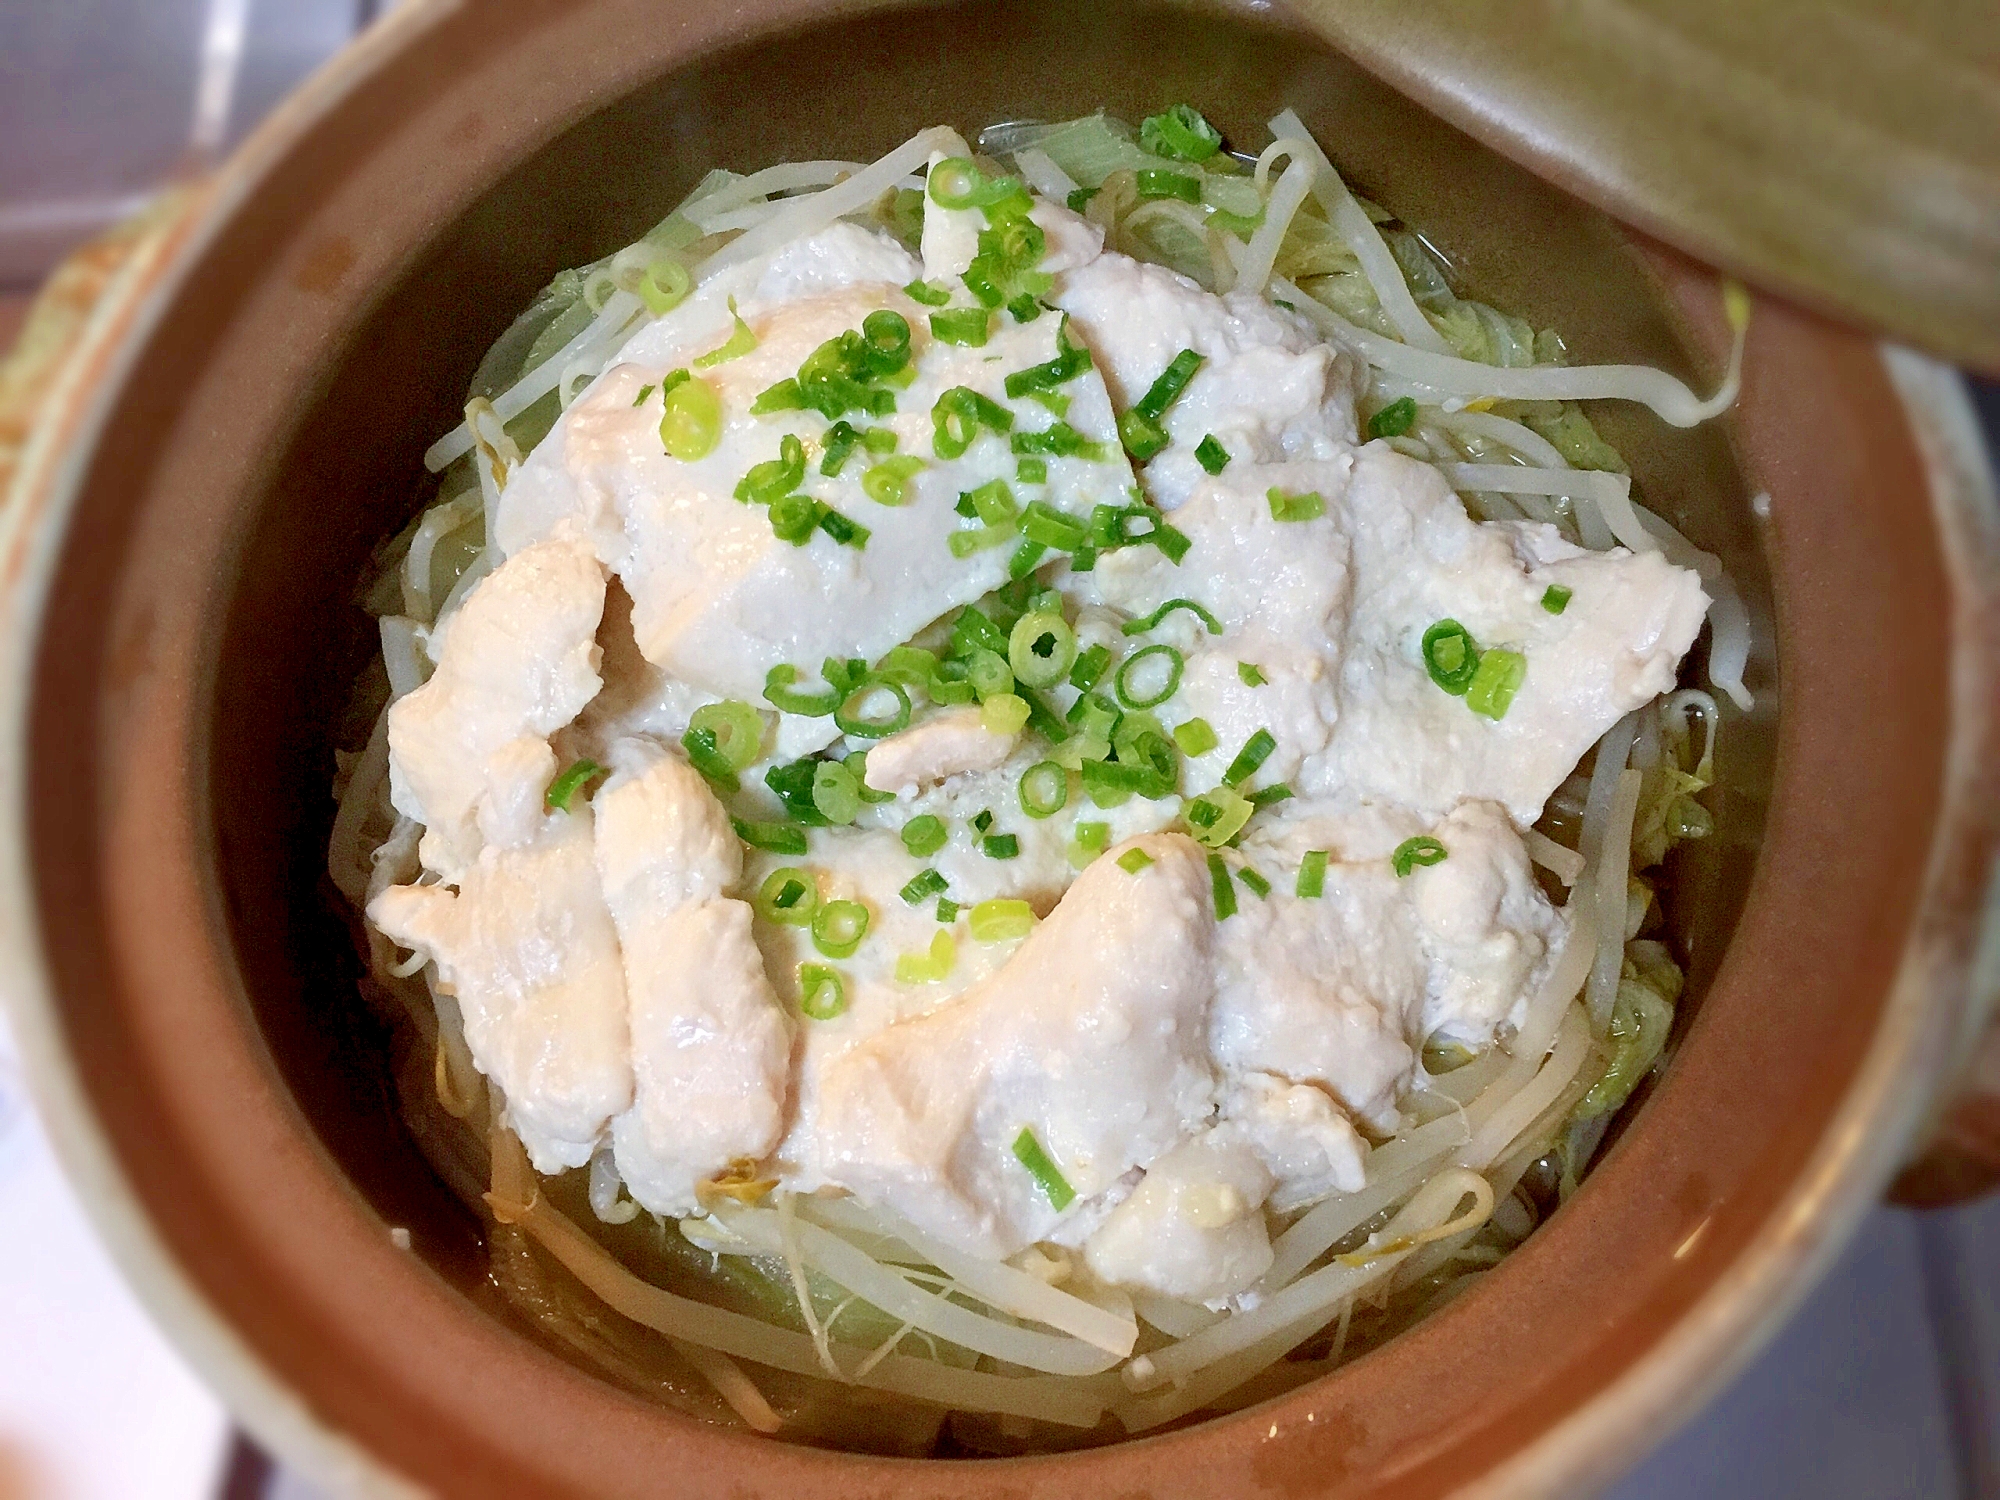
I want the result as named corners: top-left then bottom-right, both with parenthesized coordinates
top-left (4, 2), bottom-right (1997, 1496)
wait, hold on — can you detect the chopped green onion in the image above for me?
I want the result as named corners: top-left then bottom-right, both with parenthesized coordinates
top-left (1238, 866), bottom-right (1272, 899)
top-left (1008, 294), bottom-right (1044, 323)
top-left (1465, 649), bottom-right (1527, 719)
top-left (1018, 760), bottom-right (1069, 819)
top-left (1117, 846), bottom-right (1155, 874)
top-left (965, 478), bottom-right (1018, 525)
top-left (632, 384), bottom-right (655, 406)
top-left (1028, 390), bottom-right (1071, 417)
top-left (693, 297), bottom-right (757, 367)
top-left (1069, 821), bottom-right (1110, 869)
top-left (861, 454), bottom-right (926, 506)
top-left (764, 758), bottom-right (829, 824)
top-left (798, 963), bottom-right (847, 1020)
top-left (810, 900), bottom-right (870, 960)
top-left (1009, 610), bottom-right (1077, 688)
top-left (1173, 718), bottom-right (1218, 756)
top-left (1011, 421), bottom-right (1110, 461)
top-left (861, 310), bottom-right (912, 375)
top-left (982, 692), bottom-right (1031, 736)
top-left (1066, 186), bottom-right (1099, 213)
top-left (973, 809), bottom-right (994, 834)
top-left (1115, 642), bottom-right (1184, 709)
top-left (1010, 538), bottom-right (1051, 581)
top-left (1195, 434), bottom-right (1231, 474)
top-left (927, 156), bottom-right (1013, 211)
top-left (970, 897), bottom-right (1035, 942)
top-left (735, 433), bottom-right (807, 505)
top-left (755, 867), bottom-right (818, 925)
top-left (899, 868), bottom-right (948, 905)
top-left (1119, 408), bottom-right (1170, 461)
top-left (1068, 643), bottom-right (1112, 694)
top-left (1237, 660), bottom-right (1267, 687)
top-left (1208, 852), bottom-right (1238, 919)
top-left (819, 420), bottom-right (862, 476)
top-left (638, 256), bottom-right (691, 315)
top-left (1012, 1127), bottom-right (1075, 1209)
top-left (732, 817), bottom-right (809, 855)
top-left (750, 378), bottom-right (806, 414)
top-left (659, 375), bottom-right (723, 461)
top-left (764, 663), bottom-right (840, 716)
top-left (895, 929), bottom-right (957, 984)
top-left (900, 815), bottom-right (947, 857)
top-left (932, 386), bottom-right (1014, 459)
top-left (1121, 597), bottom-right (1223, 637)
top-left (834, 677), bottom-right (913, 739)
top-left (1367, 396), bottom-right (1418, 440)
top-left (936, 897), bottom-right (960, 923)
top-left (949, 524), bottom-right (1016, 558)
top-left (1421, 619), bottom-right (1482, 695)
top-left (817, 507), bottom-right (870, 549)
top-left (1136, 169), bottom-right (1202, 204)
top-left (930, 307), bottom-right (992, 347)
top-left (768, 491), bottom-right (822, 546)
top-left (1139, 103), bottom-right (1224, 162)
top-left (1222, 728), bottom-right (1276, 786)
top-left (904, 278), bottom-right (952, 306)
top-left (1017, 457), bottom-right (1048, 484)
top-left (1297, 849), bottom-right (1329, 898)
top-left (1267, 487), bottom-right (1326, 522)
top-left (1249, 783), bottom-right (1293, 809)
top-left (810, 758), bottom-right (863, 824)
top-left (680, 725), bottom-right (740, 793)
top-left (1185, 786), bottom-right (1253, 848)
top-left (846, 750), bottom-right (893, 804)
top-left (1207, 205), bottom-right (1265, 236)
top-left (1542, 584), bottom-right (1573, 615)
top-left (1020, 499), bottom-right (1090, 551)
top-left (1135, 349), bottom-right (1204, 420)
top-left (1004, 320), bottom-right (1094, 398)
top-left (1392, 836), bottom-right (1449, 876)
top-left (545, 759), bottom-right (603, 812)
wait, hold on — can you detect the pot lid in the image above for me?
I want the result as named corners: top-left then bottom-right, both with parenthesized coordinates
top-left (1299, 0), bottom-right (2000, 374)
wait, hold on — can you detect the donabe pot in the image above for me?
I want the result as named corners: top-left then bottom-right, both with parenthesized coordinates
top-left (4, 1), bottom-right (1997, 1496)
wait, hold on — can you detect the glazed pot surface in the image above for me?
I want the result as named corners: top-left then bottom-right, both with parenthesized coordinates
top-left (3, 2), bottom-right (1991, 1496)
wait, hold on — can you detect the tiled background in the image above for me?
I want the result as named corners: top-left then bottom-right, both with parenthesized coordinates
top-left (0, 3), bottom-right (1994, 1497)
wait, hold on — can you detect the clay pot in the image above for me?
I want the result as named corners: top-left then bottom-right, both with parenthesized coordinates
top-left (3, 1), bottom-right (1995, 1495)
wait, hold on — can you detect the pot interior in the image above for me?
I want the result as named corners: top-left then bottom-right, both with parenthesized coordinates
top-left (205, 0), bottom-right (1774, 1446)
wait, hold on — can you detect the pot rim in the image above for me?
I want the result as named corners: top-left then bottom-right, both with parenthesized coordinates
top-left (2, 6), bottom-right (1995, 1496)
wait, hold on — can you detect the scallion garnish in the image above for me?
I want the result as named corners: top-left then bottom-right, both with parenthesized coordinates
top-left (638, 256), bottom-right (691, 315)
top-left (983, 692), bottom-right (1031, 736)
top-left (1007, 541), bottom-right (1047, 582)
top-left (735, 433), bottom-right (807, 505)
top-left (1017, 457), bottom-right (1048, 484)
top-left (982, 832), bottom-right (1020, 860)
top-left (1237, 660), bottom-right (1267, 687)
top-left (1267, 487), bottom-right (1326, 522)
top-left (932, 386), bottom-right (1014, 459)
top-left (1066, 186), bottom-right (1099, 213)
top-left (1249, 783), bottom-right (1293, 809)
top-left (904, 278), bottom-right (952, 306)
top-left (693, 297), bottom-right (757, 368)
top-left (1173, 718), bottom-right (1218, 757)
top-left (899, 868), bottom-right (948, 905)
top-left (680, 725), bottom-right (740, 794)
top-left (1392, 836), bottom-right (1449, 877)
top-left (1008, 294), bottom-right (1044, 323)
top-left (732, 817), bottom-right (809, 856)
top-left (1069, 821), bottom-right (1111, 869)
top-left (1208, 851), bottom-right (1238, 919)
top-left (1238, 866), bottom-right (1272, 899)
top-left (797, 963), bottom-right (848, 1020)
top-left (1010, 421), bottom-right (1109, 462)
top-left (1012, 1127), bottom-right (1075, 1209)
top-left (1186, 786), bottom-right (1253, 848)
top-left (861, 454), bottom-right (926, 506)
top-left (1115, 642), bottom-right (1184, 709)
top-left (970, 898), bottom-right (1034, 942)
top-left (948, 524), bottom-right (1015, 558)
top-left (810, 900), bottom-right (870, 960)
top-left (1119, 409), bottom-right (1170, 462)
top-left (1465, 649), bottom-right (1527, 719)
top-left (1020, 499), bottom-right (1090, 551)
top-left (1139, 103), bottom-right (1224, 162)
top-left (659, 374), bottom-right (723, 461)
top-left (1117, 847), bottom-right (1155, 874)
top-left (545, 758), bottom-right (603, 812)
top-left (750, 378), bottom-right (806, 414)
top-left (1068, 643), bottom-right (1111, 694)
top-left (1004, 317), bottom-right (1094, 398)
top-left (1018, 760), bottom-right (1069, 819)
top-left (1421, 619), bottom-right (1482, 695)
top-left (1136, 169), bottom-right (1203, 204)
top-left (1195, 434), bottom-right (1231, 474)
top-left (1297, 849), bottom-right (1328, 898)
top-left (1136, 348), bottom-right (1204, 420)
top-left (1222, 728), bottom-right (1276, 786)
top-left (972, 809), bottom-right (994, 835)
top-left (1367, 396), bottom-right (1418, 440)
top-left (895, 929), bottom-right (957, 984)
top-left (632, 384), bottom-right (655, 406)
top-left (764, 663), bottom-right (841, 716)
top-left (768, 491), bottom-right (822, 546)
top-left (900, 815), bottom-right (947, 858)
top-left (834, 676), bottom-right (913, 739)
top-left (1121, 597), bottom-right (1223, 637)
top-left (1009, 610), bottom-right (1077, 688)
top-left (1542, 584), bottom-right (1573, 615)
top-left (755, 867), bottom-right (819, 925)
top-left (930, 307), bottom-right (992, 347)
top-left (936, 897), bottom-right (960, 923)
top-left (817, 506), bottom-right (870, 549)
top-left (764, 758), bottom-right (830, 825)
top-left (688, 701), bottom-right (763, 773)
top-left (810, 759), bottom-right (863, 824)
